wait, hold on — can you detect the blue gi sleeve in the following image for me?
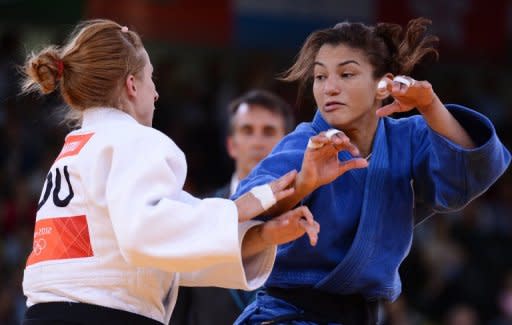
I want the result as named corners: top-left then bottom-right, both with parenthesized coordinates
top-left (231, 127), bottom-right (312, 201)
top-left (412, 104), bottom-right (510, 222)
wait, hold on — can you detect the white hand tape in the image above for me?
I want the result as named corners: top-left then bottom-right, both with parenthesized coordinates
top-left (325, 128), bottom-right (341, 139)
top-left (250, 184), bottom-right (276, 210)
top-left (393, 75), bottom-right (414, 87)
top-left (307, 129), bottom-right (341, 149)
top-left (377, 80), bottom-right (387, 90)
top-left (307, 138), bottom-right (324, 149)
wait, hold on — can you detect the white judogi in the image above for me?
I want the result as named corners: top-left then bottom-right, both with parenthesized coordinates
top-left (23, 107), bottom-right (276, 324)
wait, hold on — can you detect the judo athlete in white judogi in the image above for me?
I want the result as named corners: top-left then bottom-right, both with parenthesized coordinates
top-left (20, 19), bottom-right (320, 325)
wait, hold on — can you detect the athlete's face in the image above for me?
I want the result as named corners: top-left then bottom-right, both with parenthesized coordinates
top-left (132, 50), bottom-right (159, 126)
top-left (313, 44), bottom-right (380, 130)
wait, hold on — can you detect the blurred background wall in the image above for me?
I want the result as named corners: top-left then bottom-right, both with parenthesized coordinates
top-left (0, 0), bottom-right (511, 324)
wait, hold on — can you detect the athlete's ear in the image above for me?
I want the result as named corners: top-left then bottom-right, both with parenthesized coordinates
top-left (125, 74), bottom-right (137, 99)
top-left (376, 73), bottom-right (393, 100)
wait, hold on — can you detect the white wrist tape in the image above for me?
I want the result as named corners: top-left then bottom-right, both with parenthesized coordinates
top-left (250, 184), bottom-right (276, 210)
top-left (393, 75), bottom-right (414, 87)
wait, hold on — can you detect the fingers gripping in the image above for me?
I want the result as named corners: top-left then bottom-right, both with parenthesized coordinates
top-left (271, 170), bottom-right (296, 192)
top-left (292, 206), bottom-right (319, 246)
top-left (339, 157), bottom-right (369, 173)
top-left (393, 75), bottom-right (415, 87)
top-left (307, 128), bottom-right (340, 149)
top-left (307, 129), bottom-right (360, 157)
top-left (270, 170), bottom-right (297, 202)
top-left (376, 101), bottom-right (401, 117)
top-left (299, 218), bottom-right (319, 246)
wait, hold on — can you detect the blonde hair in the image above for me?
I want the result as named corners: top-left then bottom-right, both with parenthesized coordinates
top-left (22, 19), bottom-right (146, 117)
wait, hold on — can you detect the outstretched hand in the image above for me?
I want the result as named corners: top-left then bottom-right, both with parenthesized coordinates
top-left (376, 76), bottom-right (437, 117)
top-left (298, 130), bottom-right (368, 191)
top-left (259, 206), bottom-right (320, 246)
top-left (241, 205), bottom-right (320, 259)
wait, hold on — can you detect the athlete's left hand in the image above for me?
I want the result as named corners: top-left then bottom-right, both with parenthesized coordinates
top-left (376, 76), bottom-right (437, 117)
top-left (260, 206), bottom-right (320, 246)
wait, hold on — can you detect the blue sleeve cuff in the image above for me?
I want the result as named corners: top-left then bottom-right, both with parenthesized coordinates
top-left (428, 104), bottom-right (505, 162)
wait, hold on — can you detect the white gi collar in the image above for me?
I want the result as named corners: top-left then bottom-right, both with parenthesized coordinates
top-left (81, 107), bottom-right (137, 128)
top-left (230, 173), bottom-right (240, 197)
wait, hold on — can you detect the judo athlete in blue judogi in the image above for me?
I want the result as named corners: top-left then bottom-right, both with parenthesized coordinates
top-left (232, 18), bottom-right (510, 325)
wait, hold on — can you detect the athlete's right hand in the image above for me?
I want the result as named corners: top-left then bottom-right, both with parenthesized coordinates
top-left (298, 130), bottom-right (368, 191)
top-left (235, 169), bottom-right (297, 222)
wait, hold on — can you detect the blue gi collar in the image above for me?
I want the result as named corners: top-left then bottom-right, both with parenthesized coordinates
top-left (315, 116), bottom-right (389, 294)
top-left (311, 110), bottom-right (331, 132)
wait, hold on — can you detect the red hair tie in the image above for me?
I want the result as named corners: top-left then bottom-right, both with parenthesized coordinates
top-left (55, 59), bottom-right (64, 80)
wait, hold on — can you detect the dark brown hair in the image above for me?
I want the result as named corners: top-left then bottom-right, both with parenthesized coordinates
top-left (228, 89), bottom-right (295, 134)
top-left (281, 17), bottom-right (439, 99)
top-left (22, 19), bottom-right (146, 115)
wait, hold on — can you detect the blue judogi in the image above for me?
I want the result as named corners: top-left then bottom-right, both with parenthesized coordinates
top-left (232, 104), bottom-right (510, 324)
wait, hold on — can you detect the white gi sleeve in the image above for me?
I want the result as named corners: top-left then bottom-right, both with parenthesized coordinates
top-left (105, 129), bottom-right (275, 289)
top-left (178, 219), bottom-right (276, 290)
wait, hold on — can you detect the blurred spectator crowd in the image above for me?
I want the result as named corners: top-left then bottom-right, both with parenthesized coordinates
top-left (1, 24), bottom-right (512, 325)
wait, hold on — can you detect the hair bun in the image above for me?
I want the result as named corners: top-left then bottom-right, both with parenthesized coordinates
top-left (24, 47), bottom-right (63, 94)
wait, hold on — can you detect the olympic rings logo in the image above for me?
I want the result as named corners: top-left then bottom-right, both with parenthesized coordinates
top-left (33, 238), bottom-right (47, 255)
